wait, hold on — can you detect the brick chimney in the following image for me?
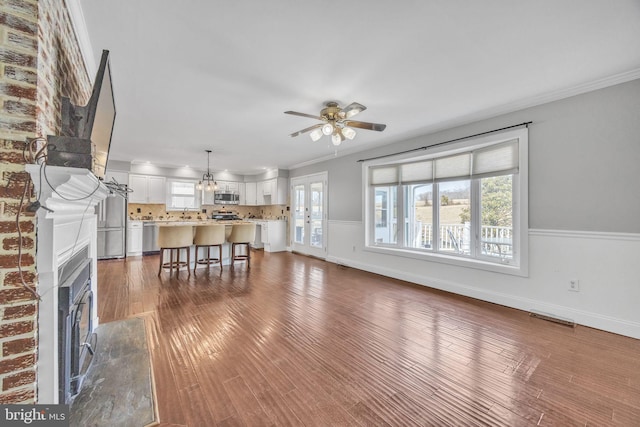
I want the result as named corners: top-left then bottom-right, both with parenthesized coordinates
top-left (0, 0), bottom-right (91, 403)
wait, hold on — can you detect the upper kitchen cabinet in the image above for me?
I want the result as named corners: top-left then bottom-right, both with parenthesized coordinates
top-left (128, 174), bottom-right (166, 203)
top-left (216, 181), bottom-right (239, 193)
top-left (244, 182), bottom-right (257, 206)
top-left (242, 178), bottom-right (288, 206)
top-left (202, 188), bottom-right (214, 205)
top-left (262, 177), bottom-right (288, 205)
top-left (256, 181), bottom-right (265, 205)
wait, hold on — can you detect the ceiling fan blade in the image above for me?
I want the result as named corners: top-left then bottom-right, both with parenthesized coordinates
top-left (289, 123), bottom-right (323, 137)
top-left (284, 110), bottom-right (324, 121)
top-left (340, 102), bottom-right (366, 119)
top-left (344, 120), bottom-right (387, 132)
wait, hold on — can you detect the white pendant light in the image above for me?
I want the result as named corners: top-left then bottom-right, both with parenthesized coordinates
top-left (322, 123), bottom-right (334, 135)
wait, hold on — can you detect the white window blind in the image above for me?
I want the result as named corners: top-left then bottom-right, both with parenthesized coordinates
top-left (369, 139), bottom-right (520, 186)
top-left (370, 165), bottom-right (399, 186)
top-left (434, 153), bottom-right (471, 181)
top-left (472, 139), bottom-right (519, 178)
top-left (400, 160), bottom-right (433, 184)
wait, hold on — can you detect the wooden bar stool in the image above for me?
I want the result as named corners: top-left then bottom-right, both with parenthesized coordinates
top-left (157, 225), bottom-right (193, 276)
top-left (193, 224), bottom-right (226, 273)
top-left (227, 223), bottom-right (256, 268)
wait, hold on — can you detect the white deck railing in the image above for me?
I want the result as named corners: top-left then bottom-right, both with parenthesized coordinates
top-left (416, 224), bottom-right (513, 257)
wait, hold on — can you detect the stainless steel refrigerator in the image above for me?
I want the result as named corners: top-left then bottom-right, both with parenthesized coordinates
top-left (96, 193), bottom-right (127, 259)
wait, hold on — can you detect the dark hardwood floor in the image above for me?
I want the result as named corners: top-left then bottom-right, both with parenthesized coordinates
top-left (97, 251), bottom-right (640, 426)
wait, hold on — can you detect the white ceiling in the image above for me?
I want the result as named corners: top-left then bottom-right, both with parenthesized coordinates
top-left (77, 0), bottom-right (640, 175)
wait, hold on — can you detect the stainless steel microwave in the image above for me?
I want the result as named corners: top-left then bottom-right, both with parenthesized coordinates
top-left (214, 191), bottom-right (239, 204)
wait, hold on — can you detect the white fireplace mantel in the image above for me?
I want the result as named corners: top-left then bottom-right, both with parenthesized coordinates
top-left (26, 164), bottom-right (108, 404)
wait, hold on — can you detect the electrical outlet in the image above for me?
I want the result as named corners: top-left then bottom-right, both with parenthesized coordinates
top-left (569, 279), bottom-right (580, 292)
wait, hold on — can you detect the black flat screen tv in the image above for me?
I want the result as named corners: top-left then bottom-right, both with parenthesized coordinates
top-left (50, 49), bottom-right (116, 179)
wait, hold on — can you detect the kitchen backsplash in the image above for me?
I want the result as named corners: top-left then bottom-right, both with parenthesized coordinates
top-left (128, 203), bottom-right (289, 220)
top-left (232, 204), bottom-right (288, 220)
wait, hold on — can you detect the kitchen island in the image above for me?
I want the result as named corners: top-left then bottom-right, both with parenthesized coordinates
top-left (156, 220), bottom-right (252, 270)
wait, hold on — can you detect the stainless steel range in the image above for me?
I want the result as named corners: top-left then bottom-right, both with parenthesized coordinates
top-left (211, 211), bottom-right (242, 221)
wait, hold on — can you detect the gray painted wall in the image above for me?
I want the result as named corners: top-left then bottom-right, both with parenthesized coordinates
top-left (290, 79), bottom-right (640, 233)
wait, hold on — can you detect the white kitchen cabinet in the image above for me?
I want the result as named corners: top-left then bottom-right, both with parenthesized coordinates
top-left (147, 176), bottom-right (166, 203)
top-left (127, 221), bottom-right (143, 256)
top-left (262, 179), bottom-right (274, 196)
top-left (256, 181), bottom-right (265, 205)
top-left (239, 178), bottom-right (287, 206)
top-left (128, 174), bottom-right (166, 203)
top-left (202, 188), bottom-right (215, 205)
top-left (244, 182), bottom-right (257, 205)
top-left (217, 181), bottom-right (239, 192)
top-left (237, 182), bottom-right (245, 205)
top-left (128, 175), bottom-right (147, 203)
top-left (259, 220), bottom-right (286, 252)
top-left (262, 177), bottom-right (288, 205)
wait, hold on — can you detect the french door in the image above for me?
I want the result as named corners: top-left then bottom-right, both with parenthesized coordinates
top-left (291, 172), bottom-right (327, 258)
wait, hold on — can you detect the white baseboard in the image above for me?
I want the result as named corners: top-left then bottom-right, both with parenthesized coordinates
top-left (325, 225), bottom-right (640, 339)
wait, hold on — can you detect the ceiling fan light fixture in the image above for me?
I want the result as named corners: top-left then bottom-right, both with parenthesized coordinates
top-left (342, 126), bottom-right (356, 140)
top-left (286, 101), bottom-right (385, 147)
top-left (310, 128), bottom-right (323, 141)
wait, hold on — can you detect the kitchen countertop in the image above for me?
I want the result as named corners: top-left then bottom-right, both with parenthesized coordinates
top-left (156, 220), bottom-right (253, 226)
top-left (135, 218), bottom-right (287, 223)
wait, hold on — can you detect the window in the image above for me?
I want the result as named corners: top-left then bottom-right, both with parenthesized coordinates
top-left (374, 187), bottom-right (397, 244)
top-left (166, 180), bottom-right (200, 210)
top-left (364, 128), bottom-right (528, 275)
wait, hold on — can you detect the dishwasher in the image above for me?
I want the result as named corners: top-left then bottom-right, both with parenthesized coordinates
top-left (142, 222), bottom-right (160, 254)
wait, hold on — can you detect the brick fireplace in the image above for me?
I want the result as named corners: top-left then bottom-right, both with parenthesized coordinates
top-left (25, 165), bottom-right (107, 403)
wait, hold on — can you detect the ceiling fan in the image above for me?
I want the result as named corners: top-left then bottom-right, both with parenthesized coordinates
top-left (285, 101), bottom-right (386, 146)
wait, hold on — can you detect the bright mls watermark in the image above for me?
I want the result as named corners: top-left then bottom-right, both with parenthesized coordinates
top-left (1, 405), bottom-right (68, 426)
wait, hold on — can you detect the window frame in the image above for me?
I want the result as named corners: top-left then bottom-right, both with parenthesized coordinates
top-left (363, 128), bottom-right (528, 277)
top-left (165, 179), bottom-right (201, 211)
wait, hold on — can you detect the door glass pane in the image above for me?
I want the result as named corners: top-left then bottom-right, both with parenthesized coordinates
top-left (480, 175), bottom-right (513, 260)
top-left (374, 186), bottom-right (397, 244)
top-left (405, 184), bottom-right (433, 249)
top-left (310, 181), bottom-right (323, 248)
top-left (438, 180), bottom-right (470, 255)
top-left (293, 184), bottom-right (305, 244)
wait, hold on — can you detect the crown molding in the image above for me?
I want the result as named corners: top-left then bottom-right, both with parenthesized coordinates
top-left (287, 69), bottom-right (640, 172)
top-left (471, 68), bottom-right (640, 121)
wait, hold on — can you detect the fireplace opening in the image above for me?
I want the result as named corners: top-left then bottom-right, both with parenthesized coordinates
top-left (58, 247), bottom-right (96, 404)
